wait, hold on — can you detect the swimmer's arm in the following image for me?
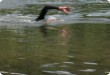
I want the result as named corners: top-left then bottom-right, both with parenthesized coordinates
top-left (36, 5), bottom-right (59, 21)
top-left (36, 5), bottom-right (70, 21)
top-left (44, 5), bottom-right (59, 10)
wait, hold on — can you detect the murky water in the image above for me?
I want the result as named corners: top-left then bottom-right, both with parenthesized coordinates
top-left (0, 0), bottom-right (110, 75)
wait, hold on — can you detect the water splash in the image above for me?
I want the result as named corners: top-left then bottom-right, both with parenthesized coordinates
top-left (43, 70), bottom-right (76, 75)
top-left (0, 14), bottom-right (110, 29)
top-left (0, 71), bottom-right (8, 74)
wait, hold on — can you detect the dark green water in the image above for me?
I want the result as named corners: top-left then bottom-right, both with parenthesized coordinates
top-left (0, 24), bottom-right (110, 75)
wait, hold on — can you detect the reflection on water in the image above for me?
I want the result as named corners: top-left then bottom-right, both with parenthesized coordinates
top-left (0, 24), bottom-right (110, 75)
top-left (39, 25), bottom-right (48, 37)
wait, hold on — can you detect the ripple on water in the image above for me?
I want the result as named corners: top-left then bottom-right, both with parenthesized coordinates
top-left (18, 57), bottom-right (26, 60)
top-left (62, 62), bottom-right (74, 64)
top-left (41, 63), bottom-right (60, 68)
top-left (43, 70), bottom-right (76, 75)
top-left (0, 71), bottom-right (26, 75)
top-left (105, 72), bottom-right (110, 75)
top-left (0, 13), bottom-right (110, 28)
top-left (87, 10), bottom-right (110, 17)
top-left (79, 69), bottom-right (96, 72)
top-left (0, 71), bottom-right (8, 74)
top-left (83, 62), bottom-right (98, 65)
top-left (67, 55), bottom-right (74, 58)
top-left (10, 72), bottom-right (26, 75)
top-left (59, 65), bottom-right (68, 68)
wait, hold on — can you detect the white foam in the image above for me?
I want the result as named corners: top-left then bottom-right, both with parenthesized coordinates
top-left (0, 71), bottom-right (8, 74)
top-left (83, 62), bottom-right (98, 65)
top-left (43, 70), bottom-right (76, 75)
top-left (62, 62), bottom-right (74, 64)
top-left (79, 69), bottom-right (96, 72)
top-left (0, 14), bottom-right (110, 29)
top-left (0, 73), bottom-right (2, 75)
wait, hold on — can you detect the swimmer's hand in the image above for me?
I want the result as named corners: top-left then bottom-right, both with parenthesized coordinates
top-left (59, 6), bottom-right (71, 14)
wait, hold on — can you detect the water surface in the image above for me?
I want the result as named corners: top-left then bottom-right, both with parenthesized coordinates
top-left (0, 0), bottom-right (110, 75)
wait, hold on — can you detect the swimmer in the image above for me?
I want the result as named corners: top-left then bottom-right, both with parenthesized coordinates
top-left (35, 5), bottom-right (71, 22)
